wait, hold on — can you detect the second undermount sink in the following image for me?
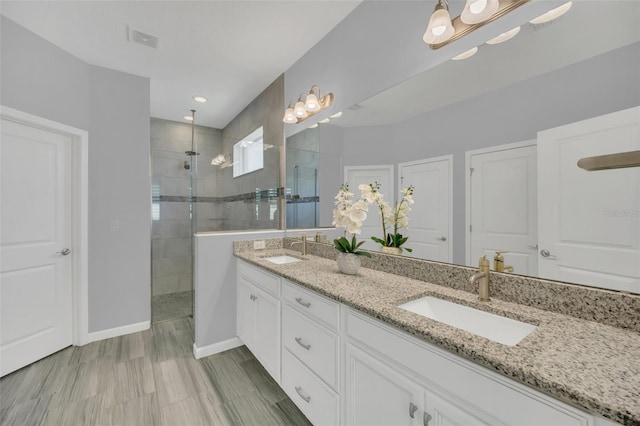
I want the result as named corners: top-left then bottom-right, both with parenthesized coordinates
top-left (399, 296), bottom-right (536, 346)
top-left (263, 255), bottom-right (303, 265)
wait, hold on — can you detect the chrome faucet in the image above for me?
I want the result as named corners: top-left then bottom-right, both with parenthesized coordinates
top-left (291, 234), bottom-right (307, 256)
top-left (469, 255), bottom-right (491, 301)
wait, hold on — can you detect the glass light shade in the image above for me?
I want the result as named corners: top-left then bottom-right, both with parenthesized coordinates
top-left (529, 1), bottom-right (572, 24)
top-left (423, 3), bottom-right (454, 45)
top-left (293, 100), bottom-right (308, 118)
top-left (451, 46), bottom-right (478, 60)
top-left (282, 107), bottom-right (297, 124)
top-left (330, 111), bottom-right (343, 118)
top-left (461, 0), bottom-right (500, 24)
top-left (486, 26), bottom-right (520, 45)
top-left (305, 92), bottom-right (320, 112)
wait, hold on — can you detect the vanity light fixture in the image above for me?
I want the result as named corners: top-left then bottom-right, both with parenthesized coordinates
top-left (424, 0), bottom-right (533, 49)
top-left (283, 84), bottom-right (334, 124)
top-left (451, 46), bottom-right (478, 60)
top-left (529, 1), bottom-right (572, 25)
top-left (486, 26), bottom-right (520, 44)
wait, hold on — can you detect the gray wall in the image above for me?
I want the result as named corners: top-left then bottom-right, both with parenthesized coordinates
top-left (340, 43), bottom-right (640, 264)
top-left (1, 16), bottom-right (152, 332)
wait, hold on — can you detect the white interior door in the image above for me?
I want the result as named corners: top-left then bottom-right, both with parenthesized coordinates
top-left (1, 118), bottom-right (73, 376)
top-left (537, 107), bottom-right (640, 292)
top-left (344, 165), bottom-right (394, 251)
top-left (467, 142), bottom-right (537, 275)
top-left (399, 157), bottom-right (451, 262)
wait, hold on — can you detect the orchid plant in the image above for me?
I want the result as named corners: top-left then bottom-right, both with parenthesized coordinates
top-left (362, 182), bottom-right (415, 253)
top-left (331, 183), bottom-right (372, 257)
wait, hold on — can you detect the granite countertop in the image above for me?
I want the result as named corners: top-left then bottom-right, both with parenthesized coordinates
top-left (234, 248), bottom-right (640, 426)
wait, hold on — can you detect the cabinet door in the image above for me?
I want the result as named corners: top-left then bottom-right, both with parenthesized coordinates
top-left (237, 279), bottom-right (256, 352)
top-left (254, 286), bottom-right (281, 381)
top-left (424, 389), bottom-right (494, 426)
top-left (345, 343), bottom-right (422, 426)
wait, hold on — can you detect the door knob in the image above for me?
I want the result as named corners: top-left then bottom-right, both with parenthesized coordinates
top-left (436, 236), bottom-right (447, 241)
top-left (57, 248), bottom-right (71, 256)
top-left (540, 249), bottom-right (557, 259)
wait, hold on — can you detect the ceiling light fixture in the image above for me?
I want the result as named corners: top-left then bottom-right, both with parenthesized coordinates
top-left (451, 46), bottom-right (478, 60)
top-left (193, 96), bottom-right (208, 103)
top-left (283, 84), bottom-right (334, 124)
top-left (486, 26), bottom-right (520, 44)
top-left (424, 0), bottom-right (534, 49)
top-left (529, 1), bottom-right (572, 24)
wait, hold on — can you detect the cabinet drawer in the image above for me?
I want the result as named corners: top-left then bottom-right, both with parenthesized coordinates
top-left (237, 260), bottom-right (280, 297)
top-left (282, 348), bottom-right (338, 426)
top-left (282, 280), bottom-right (339, 330)
top-left (282, 304), bottom-right (338, 390)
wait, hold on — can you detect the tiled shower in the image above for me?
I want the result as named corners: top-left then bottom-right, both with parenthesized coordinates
top-left (150, 118), bottom-right (223, 323)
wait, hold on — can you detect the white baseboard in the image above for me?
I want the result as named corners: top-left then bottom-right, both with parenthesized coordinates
top-left (193, 337), bottom-right (243, 359)
top-left (85, 320), bottom-right (150, 344)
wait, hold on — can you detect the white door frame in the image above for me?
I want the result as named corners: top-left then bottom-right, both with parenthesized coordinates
top-left (1, 106), bottom-right (89, 346)
top-left (465, 140), bottom-right (536, 266)
top-left (398, 155), bottom-right (453, 263)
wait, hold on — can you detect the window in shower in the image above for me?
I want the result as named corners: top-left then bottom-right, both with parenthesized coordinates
top-left (233, 126), bottom-right (264, 178)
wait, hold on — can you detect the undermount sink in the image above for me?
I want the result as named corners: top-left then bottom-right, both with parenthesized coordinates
top-left (263, 255), bottom-right (303, 265)
top-left (399, 296), bottom-right (536, 346)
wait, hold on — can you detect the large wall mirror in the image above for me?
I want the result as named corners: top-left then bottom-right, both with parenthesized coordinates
top-left (285, 1), bottom-right (640, 294)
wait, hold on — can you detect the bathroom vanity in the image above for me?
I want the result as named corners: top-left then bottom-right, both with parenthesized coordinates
top-left (234, 241), bottom-right (639, 426)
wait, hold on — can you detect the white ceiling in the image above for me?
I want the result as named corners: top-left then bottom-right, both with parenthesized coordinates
top-left (0, 0), bottom-right (362, 128)
top-left (335, 1), bottom-right (640, 128)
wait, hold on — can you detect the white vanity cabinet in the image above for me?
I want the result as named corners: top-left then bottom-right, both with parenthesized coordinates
top-left (236, 261), bottom-right (281, 381)
top-left (281, 279), bottom-right (341, 425)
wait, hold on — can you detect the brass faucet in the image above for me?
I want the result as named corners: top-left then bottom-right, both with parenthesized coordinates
top-left (291, 234), bottom-right (307, 256)
top-left (493, 251), bottom-right (514, 273)
top-left (469, 255), bottom-right (491, 301)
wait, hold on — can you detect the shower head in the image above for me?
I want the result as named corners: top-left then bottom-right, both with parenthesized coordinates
top-left (184, 160), bottom-right (190, 170)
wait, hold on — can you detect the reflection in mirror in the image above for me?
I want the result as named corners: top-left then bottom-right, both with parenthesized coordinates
top-left (233, 126), bottom-right (264, 178)
top-left (285, 1), bottom-right (640, 293)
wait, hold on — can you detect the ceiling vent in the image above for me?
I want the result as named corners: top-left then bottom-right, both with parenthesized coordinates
top-left (128, 26), bottom-right (158, 49)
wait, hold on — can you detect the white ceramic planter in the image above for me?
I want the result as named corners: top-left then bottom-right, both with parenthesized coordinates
top-left (336, 252), bottom-right (361, 275)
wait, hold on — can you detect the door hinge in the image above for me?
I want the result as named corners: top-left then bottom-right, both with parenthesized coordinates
top-left (470, 167), bottom-right (475, 177)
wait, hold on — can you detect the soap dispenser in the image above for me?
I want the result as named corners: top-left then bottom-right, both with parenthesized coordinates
top-left (494, 251), bottom-right (514, 273)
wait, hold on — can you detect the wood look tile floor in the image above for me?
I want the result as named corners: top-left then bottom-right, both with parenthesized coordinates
top-left (0, 318), bottom-right (312, 426)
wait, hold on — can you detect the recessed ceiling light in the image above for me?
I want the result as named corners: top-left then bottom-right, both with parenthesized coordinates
top-left (184, 115), bottom-right (194, 121)
top-left (309, 123), bottom-right (319, 129)
top-left (486, 26), bottom-right (521, 45)
top-left (330, 111), bottom-right (343, 118)
top-left (529, 1), bottom-right (572, 25)
top-left (319, 118), bottom-right (331, 124)
top-left (193, 96), bottom-right (208, 103)
top-left (451, 46), bottom-right (478, 60)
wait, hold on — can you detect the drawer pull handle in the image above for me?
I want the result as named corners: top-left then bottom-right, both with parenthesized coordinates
top-left (295, 386), bottom-right (311, 403)
top-left (295, 297), bottom-right (311, 308)
top-left (424, 412), bottom-right (432, 425)
top-left (409, 402), bottom-right (418, 419)
top-left (295, 337), bottom-right (311, 350)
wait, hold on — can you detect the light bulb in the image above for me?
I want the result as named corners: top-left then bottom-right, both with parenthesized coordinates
top-left (486, 26), bottom-right (520, 45)
top-left (424, 2), bottom-right (454, 45)
top-left (529, 1), bottom-right (572, 24)
top-left (282, 107), bottom-right (297, 124)
top-left (451, 46), bottom-right (478, 60)
top-left (294, 100), bottom-right (308, 118)
top-left (461, 0), bottom-right (499, 24)
top-left (305, 92), bottom-right (320, 112)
